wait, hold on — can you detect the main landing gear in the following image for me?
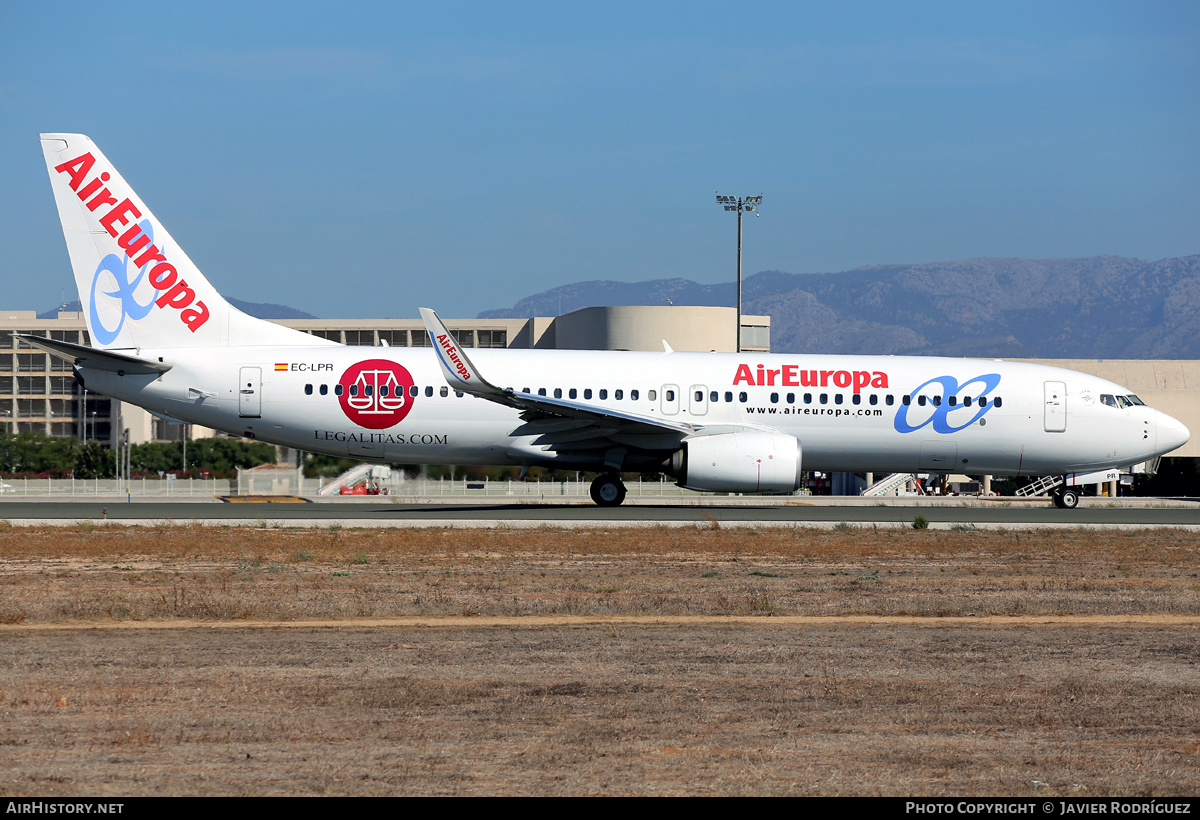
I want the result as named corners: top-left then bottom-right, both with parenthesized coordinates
top-left (1052, 486), bottom-right (1080, 509)
top-left (589, 474), bottom-right (627, 507)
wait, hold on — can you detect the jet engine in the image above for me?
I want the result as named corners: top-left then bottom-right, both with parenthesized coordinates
top-left (670, 430), bottom-right (802, 494)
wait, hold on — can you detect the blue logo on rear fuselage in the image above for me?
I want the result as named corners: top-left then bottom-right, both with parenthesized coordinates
top-left (893, 374), bottom-right (1001, 434)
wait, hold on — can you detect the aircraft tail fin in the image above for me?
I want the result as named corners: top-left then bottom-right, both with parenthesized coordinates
top-left (39, 133), bottom-right (335, 351)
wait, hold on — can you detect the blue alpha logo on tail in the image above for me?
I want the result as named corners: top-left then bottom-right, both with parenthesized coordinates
top-left (90, 219), bottom-right (159, 345)
top-left (893, 374), bottom-right (1001, 434)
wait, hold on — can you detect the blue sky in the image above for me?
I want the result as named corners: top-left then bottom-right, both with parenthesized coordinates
top-left (2, 1), bottom-right (1197, 318)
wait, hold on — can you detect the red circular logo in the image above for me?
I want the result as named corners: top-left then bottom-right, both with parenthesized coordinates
top-left (337, 359), bottom-right (416, 429)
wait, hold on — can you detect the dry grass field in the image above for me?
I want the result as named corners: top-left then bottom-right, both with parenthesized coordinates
top-left (1, 523), bottom-right (1198, 796)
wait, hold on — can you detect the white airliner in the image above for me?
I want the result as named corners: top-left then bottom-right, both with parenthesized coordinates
top-left (30, 133), bottom-right (1190, 508)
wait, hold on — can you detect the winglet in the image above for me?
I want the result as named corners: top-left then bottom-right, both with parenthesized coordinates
top-left (419, 308), bottom-right (503, 395)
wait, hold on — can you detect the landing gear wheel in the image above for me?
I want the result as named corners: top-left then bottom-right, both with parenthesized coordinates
top-left (1052, 488), bottom-right (1079, 509)
top-left (589, 474), bottom-right (627, 507)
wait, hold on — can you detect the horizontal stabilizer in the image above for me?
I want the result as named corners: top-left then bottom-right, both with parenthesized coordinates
top-left (16, 334), bottom-right (171, 375)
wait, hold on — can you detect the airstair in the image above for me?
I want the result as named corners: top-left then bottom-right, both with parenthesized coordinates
top-left (318, 463), bottom-right (391, 496)
top-left (863, 473), bottom-right (918, 497)
top-left (1014, 474), bottom-right (1063, 498)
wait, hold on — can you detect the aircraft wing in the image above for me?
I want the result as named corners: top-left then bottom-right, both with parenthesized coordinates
top-left (418, 308), bottom-right (694, 440)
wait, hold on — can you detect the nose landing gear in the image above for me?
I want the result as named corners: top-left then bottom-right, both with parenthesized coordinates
top-left (1052, 487), bottom-right (1079, 509)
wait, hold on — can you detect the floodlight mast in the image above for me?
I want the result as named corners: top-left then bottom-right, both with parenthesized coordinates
top-left (715, 193), bottom-right (762, 353)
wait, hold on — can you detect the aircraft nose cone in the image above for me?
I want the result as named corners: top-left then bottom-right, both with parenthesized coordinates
top-left (1158, 411), bottom-right (1190, 455)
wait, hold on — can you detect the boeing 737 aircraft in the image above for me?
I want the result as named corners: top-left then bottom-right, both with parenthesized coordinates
top-left (30, 133), bottom-right (1190, 507)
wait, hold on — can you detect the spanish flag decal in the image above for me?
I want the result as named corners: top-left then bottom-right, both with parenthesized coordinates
top-left (274, 363), bottom-right (288, 371)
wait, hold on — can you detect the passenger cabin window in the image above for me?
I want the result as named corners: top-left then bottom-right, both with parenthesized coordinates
top-left (615, 389), bottom-right (623, 400)
top-left (665, 390), bottom-right (674, 401)
top-left (425, 386), bottom-right (433, 397)
top-left (648, 390), bottom-right (656, 401)
top-left (835, 394), bottom-right (843, 405)
top-left (994, 397), bottom-right (1003, 408)
top-left (584, 389), bottom-right (593, 399)
top-left (569, 388), bottom-right (577, 399)
top-left (770, 392), bottom-right (778, 403)
top-left (554, 388), bottom-right (562, 399)
top-left (320, 385), bottom-right (329, 396)
top-left (305, 384), bottom-right (313, 395)
top-left (600, 389), bottom-right (608, 400)
top-left (409, 385), bottom-right (418, 397)
top-left (724, 392), bottom-right (733, 403)
top-left (631, 389), bottom-right (639, 400)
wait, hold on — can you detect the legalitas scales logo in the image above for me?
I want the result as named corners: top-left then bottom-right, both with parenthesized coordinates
top-left (337, 359), bottom-right (416, 429)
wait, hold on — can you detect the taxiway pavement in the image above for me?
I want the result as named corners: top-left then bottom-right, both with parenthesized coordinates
top-left (1, 498), bottom-right (1197, 528)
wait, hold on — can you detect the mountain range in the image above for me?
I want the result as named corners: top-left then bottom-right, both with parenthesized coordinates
top-left (479, 255), bottom-right (1200, 358)
top-left (44, 254), bottom-right (1200, 358)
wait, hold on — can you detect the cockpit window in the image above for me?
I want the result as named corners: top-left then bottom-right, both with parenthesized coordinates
top-left (1103, 394), bottom-right (1138, 409)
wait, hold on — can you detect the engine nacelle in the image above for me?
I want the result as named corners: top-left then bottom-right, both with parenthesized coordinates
top-left (670, 431), bottom-right (802, 494)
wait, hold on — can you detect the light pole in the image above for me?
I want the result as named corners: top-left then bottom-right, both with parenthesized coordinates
top-left (715, 193), bottom-right (762, 353)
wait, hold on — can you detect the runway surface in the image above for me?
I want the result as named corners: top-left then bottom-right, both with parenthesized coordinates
top-left (2, 499), bottom-right (1199, 527)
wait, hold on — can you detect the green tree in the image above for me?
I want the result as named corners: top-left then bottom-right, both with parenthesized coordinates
top-left (75, 441), bottom-right (112, 479)
top-left (0, 430), bottom-right (81, 476)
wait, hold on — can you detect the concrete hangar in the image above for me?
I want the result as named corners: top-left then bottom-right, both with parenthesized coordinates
top-left (1, 305), bottom-right (1195, 492)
